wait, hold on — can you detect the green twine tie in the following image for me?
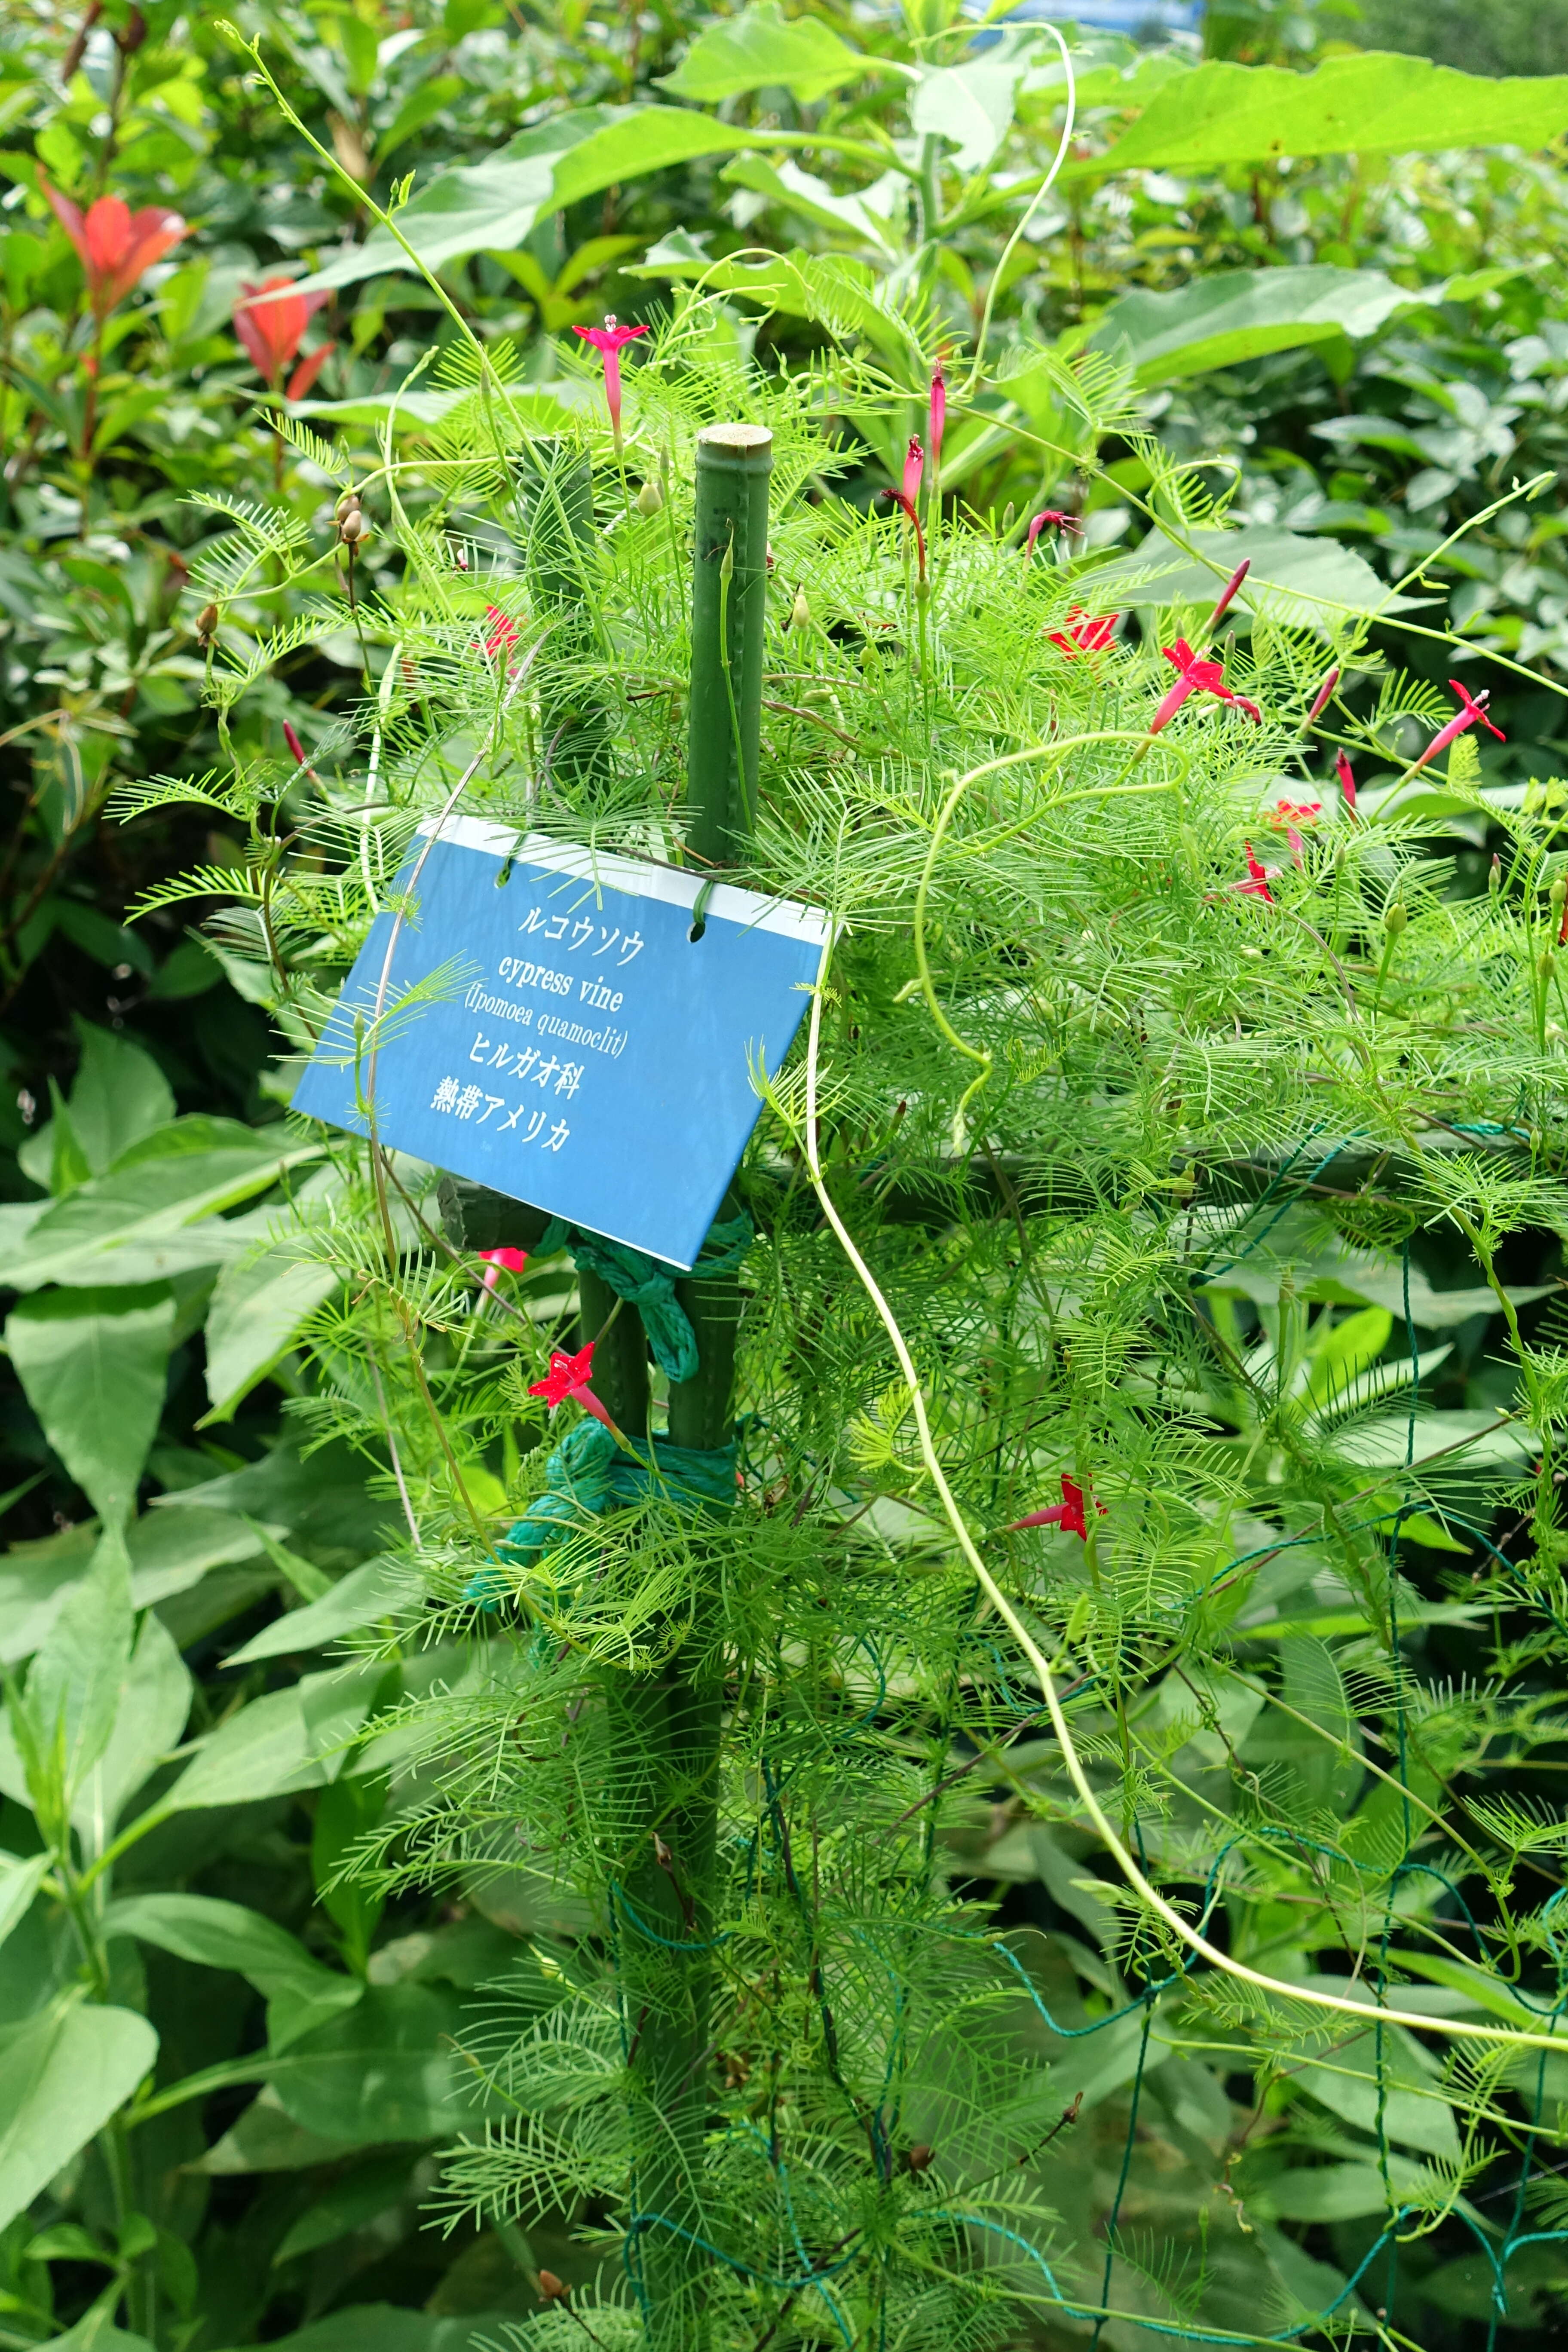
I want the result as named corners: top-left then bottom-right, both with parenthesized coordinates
top-left (465, 1420), bottom-right (738, 1608)
top-left (536, 1210), bottom-right (753, 1383)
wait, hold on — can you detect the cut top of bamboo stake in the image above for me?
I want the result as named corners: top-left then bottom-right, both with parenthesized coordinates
top-left (687, 422), bottom-right (773, 869)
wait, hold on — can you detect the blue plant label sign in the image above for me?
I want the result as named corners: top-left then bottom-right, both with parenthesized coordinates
top-left (291, 817), bottom-right (831, 1270)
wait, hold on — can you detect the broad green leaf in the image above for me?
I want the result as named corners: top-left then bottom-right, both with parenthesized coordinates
top-left (193, 2084), bottom-right (360, 2174)
top-left (0, 1125), bottom-right (324, 1293)
top-left (1416, 2244), bottom-right (1568, 2331)
top-left (658, 1), bottom-right (866, 104)
top-left (272, 2153), bottom-right (413, 2263)
top-left (37, 2316), bottom-right (156, 2352)
top-left (1088, 266), bottom-right (1419, 384)
top-left (70, 1614), bottom-right (191, 1854)
top-left (294, 110), bottom-right (613, 293)
top-left (0, 2000), bottom-right (159, 2233)
top-left (103, 1893), bottom-right (362, 2051)
top-left (1286, 2021), bottom-right (1460, 2156)
top-left (1335, 1409), bottom-right (1534, 1472)
top-left (8, 1541), bottom-right (134, 1826)
top-left (1207, 1237), bottom-right (1553, 1329)
top-left (224, 1556), bottom-right (423, 1666)
top-left (1084, 524), bottom-right (1423, 630)
top-left (365, 1920), bottom-right (518, 1989)
top-left (912, 46), bottom-right (1034, 176)
top-left (154, 1433), bottom-right (392, 1557)
top-left (548, 107), bottom-right (764, 212)
top-left (1259, 2158), bottom-right (1429, 2222)
top-left (720, 156), bottom-right (905, 254)
top-left (0, 1853), bottom-right (49, 1952)
top-left (211, 2306), bottom-right (515, 2352)
top-left (295, 109), bottom-right (753, 296)
top-left (5, 1287), bottom-right (174, 1528)
top-left (266, 1983), bottom-right (496, 2144)
top-left (62, 1020), bottom-right (175, 1176)
top-left (203, 1241), bottom-right (340, 1423)
top-left (158, 1663), bottom-right (386, 1813)
top-left (1084, 51), bottom-right (1568, 176)
top-left (16, 1084), bottom-right (90, 1198)
top-left (0, 1507), bottom-right (269, 1667)
top-left (377, 73), bottom-right (465, 165)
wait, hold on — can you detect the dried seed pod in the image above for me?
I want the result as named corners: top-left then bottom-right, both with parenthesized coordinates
top-left (537, 2271), bottom-right (568, 2303)
top-left (196, 602), bottom-right (219, 646)
top-left (337, 507), bottom-right (371, 548)
top-left (906, 2143), bottom-right (934, 2172)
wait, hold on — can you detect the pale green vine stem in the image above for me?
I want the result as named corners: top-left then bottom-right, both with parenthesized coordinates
top-left (220, 31), bottom-right (483, 364)
top-left (801, 944), bottom-right (1568, 2061)
top-left (962, 23), bottom-right (1076, 394)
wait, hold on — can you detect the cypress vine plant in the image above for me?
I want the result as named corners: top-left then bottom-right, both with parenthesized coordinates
top-left (128, 300), bottom-right (1568, 2352)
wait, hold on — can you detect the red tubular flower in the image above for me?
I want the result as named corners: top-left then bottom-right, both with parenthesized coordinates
top-left (901, 435), bottom-right (924, 510)
top-left (1412, 678), bottom-right (1506, 774)
top-left (479, 1246), bottom-right (529, 1294)
top-left (484, 604), bottom-right (520, 658)
top-left (1238, 844), bottom-right (1274, 903)
top-left (1307, 667), bottom-right (1341, 727)
top-left (1335, 748), bottom-right (1357, 816)
top-left (235, 275), bottom-right (332, 398)
top-left (928, 363), bottom-right (946, 482)
top-left (1266, 798), bottom-right (1321, 864)
top-left (282, 721), bottom-right (309, 771)
top-left (1207, 557), bottom-right (1250, 630)
top-left (1047, 606), bottom-right (1118, 656)
top-left (41, 177), bottom-right (185, 316)
top-left (1007, 1473), bottom-right (1105, 1540)
top-left (528, 1341), bottom-right (613, 1429)
top-left (1150, 639), bottom-right (1262, 735)
top-left (571, 316), bottom-right (649, 451)
top-left (1024, 510), bottom-right (1083, 560)
top-left (886, 489), bottom-right (927, 585)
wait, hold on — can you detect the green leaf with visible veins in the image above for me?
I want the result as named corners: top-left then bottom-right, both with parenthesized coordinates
top-left (657, 0), bottom-right (866, 104)
top-left (1081, 50), bottom-right (1568, 175)
top-left (0, 2001), bottom-right (159, 2233)
top-left (5, 1288), bottom-right (174, 1529)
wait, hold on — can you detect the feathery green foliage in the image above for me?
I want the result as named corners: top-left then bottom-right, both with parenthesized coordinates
top-left (130, 300), bottom-right (1568, 2349)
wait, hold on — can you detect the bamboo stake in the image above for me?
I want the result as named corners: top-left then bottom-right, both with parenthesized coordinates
top-left (613, 422), bottom-right (772, 2349)
top-left (686, 423), bottom-right (772, 866)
